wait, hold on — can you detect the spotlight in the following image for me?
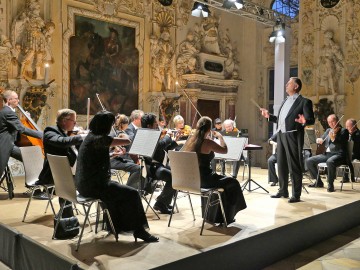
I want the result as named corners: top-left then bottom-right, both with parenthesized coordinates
top-left (223, 0), bottom-right (244, 9)
top-left (269, 18), bottom-right (285, 43)
top-left (191, 1), bottom-right (210, 17)
top-left (158, 0), bottom-right (172, 6)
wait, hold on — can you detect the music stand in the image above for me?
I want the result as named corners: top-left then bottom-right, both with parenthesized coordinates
top-left (129, 128), bottom-right (161, 219)
top-left (214, 137), bottom-right (246, 176)
top-left (241, 144), bottom-right (269, 193)
top-left (0, 166), bottom-right (14, 199)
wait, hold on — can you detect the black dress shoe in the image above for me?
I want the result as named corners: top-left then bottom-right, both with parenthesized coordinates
top-left (153, 202), bottom-right (171, 214)
top-left (327, 186), bottom-right (335, 192)
top-left (270, 192), bottom-right (289, 198)
top-left (270, 182), bottom-right (278, 186)
top-left (288, 197), bottom-right (300, 203)
top-left (133, 229), bottom-right (159, 243)
top-left (308, 181), bottom-right (324, 188)
top-left (340, 178), bottom-right (350, 183)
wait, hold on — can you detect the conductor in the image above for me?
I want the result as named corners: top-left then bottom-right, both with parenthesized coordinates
top-left (260, 77), bottom-right (315, 203)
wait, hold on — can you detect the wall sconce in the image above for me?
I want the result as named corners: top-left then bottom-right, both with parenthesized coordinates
top-left (223, 0), bottom-right (244, 9)
top-left (191, 1), bottom-right (210, 17)
top-left (269, 18), bottom-right (285, 43)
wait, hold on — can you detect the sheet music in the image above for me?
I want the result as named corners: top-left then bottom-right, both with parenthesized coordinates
top-left (214, 137), bottom-right (247, 161)
top-left (129, 128), bottom-right (161, 158)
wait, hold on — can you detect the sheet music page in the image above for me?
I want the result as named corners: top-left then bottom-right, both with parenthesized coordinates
top-left (214, 137), bottom-right (247, 161)
top-left (129, 129), bottom-right (161, 158)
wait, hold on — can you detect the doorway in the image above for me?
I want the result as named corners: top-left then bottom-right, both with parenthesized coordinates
top-left (197, 99), bottom-right (220, 124)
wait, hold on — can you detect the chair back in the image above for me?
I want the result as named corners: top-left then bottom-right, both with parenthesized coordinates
top-left (168, 151), bottom-right (201, 193)
top-left (47, 154), bottom-right (77, 203)
top-left (19, 146), bottom-right (44, 186)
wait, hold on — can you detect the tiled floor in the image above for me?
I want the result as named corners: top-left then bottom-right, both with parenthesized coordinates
top-left (1, 167), bottom-right (360, 269)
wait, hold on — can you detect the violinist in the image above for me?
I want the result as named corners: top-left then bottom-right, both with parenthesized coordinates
top-left (342, 118), bottom-right (360, 183)
top-left (212, 118), bottom-right (223, 132)
top-left (158, 115), bottom-right (167, 131)
top-left (109, 114), bottom-right (144, 190)
top-left (124, 109), bottom-right (144, 153)
top-left (222, 119), bottom-right (241, 178)
top-left (142, 113), bottom-right (175, 214)
top-left (306, 114), bottom-right (349, 192)
top-left (173, 115), bottom-right (192, 140)
top-left (36, 109), bottom-right (86, 210)
top-left (0, 90), bottom-right (42, 176)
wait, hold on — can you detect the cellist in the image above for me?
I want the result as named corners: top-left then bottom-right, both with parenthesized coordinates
top-left (0, 90), bottom-right (43, 176)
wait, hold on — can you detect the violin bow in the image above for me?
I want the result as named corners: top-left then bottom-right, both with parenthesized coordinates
top-left (96, 93), bottom-right (117, 135)
top-left (180, 88), bottom-right (202, 127)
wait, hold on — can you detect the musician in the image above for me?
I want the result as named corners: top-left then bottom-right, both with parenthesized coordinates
top-left (182, 116), bottom-right (246, 224)
top-left (141, 113), bottom-right (175, 214)
top-left (306, 114), bottom-right (349, 192)
top-left (0, 90), bottom-right (42, 176)
top-left (36, 109), bottom-right (85, 211)
top-left (222, 119), bottom-right (241, 179)
top-left (173, 115), bottom-right (192, 140)
top-left (125, 109), bottom-right (144, 142)
top-left (212, 118), bottom-right (223, 132)
top-left (109, 114), bottom-right (144, 190)
top-left (158, 115), bottom-right (167, 131)
top-left (75, 111), bottom-right (158, 242)
top-left (268, 133), bottom-right (278, 186)
top-left (260, 77), bottom-right (315, 203)
top-left (342, 118), bottom-right (360, 183)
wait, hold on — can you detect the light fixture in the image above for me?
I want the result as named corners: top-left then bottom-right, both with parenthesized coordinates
top-left (191, 1), bottom-right (210, 17)
top-left (269, 18), bottom-right (285, 43)
top-left (158, 0), bottom-right (172, 6)
top-left (223, 0), bottom-right (244, 9)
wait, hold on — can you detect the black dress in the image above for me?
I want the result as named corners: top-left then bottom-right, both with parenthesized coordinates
top-left (75, 133), bottom-right (149, 233)
top-left (198, 151), bottom-right (247, 223)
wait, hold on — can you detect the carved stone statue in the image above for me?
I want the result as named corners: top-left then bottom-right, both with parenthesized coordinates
top-left (318, 30), bottom-right (343, 94)
top-left (11, 0), bottom-right (55, 80)
top-left (201, 16), bottom-right (221, 55)
top-left (150, 29), bottom-right (174, 91)
top-left (176, 31), bottom-right (199, 76)
top-left (0, 29), bottom-right (13, 80)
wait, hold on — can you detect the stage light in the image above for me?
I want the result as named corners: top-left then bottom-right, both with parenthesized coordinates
top-left (269, 18), bottom-right (285, 43)
top-left (223, 0), bottom-right (244, 9)
top-left (158, 0), bottom-right (172, 6)
top-left (191, 1), bottom-right (210, 17)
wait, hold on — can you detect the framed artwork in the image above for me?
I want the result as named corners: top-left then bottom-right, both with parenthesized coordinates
top-left (64, 7), bottom-right (143, 117)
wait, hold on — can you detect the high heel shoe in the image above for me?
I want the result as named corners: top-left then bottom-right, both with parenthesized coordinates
top-left (133, 230), bottom-right (159, 243)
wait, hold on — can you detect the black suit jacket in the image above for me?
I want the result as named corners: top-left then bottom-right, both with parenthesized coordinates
top-left (268, 95), bottom-right (315, 172)
top-left (0, 106), bottom-right (43, 174)
top-left (37, 125), bottom-right (83, 185)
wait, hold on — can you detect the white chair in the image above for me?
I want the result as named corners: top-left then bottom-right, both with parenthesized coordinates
top-left (20, 146), bottom-right (55, 222)
top-left (47, 154), bottom-right (118, 251)
top-left (167, 151), bottom-right (227, 235)
top-left (316, 141), bottom-right (354, 191)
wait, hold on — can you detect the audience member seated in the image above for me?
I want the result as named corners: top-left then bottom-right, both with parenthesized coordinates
top-left (141, 113), bottom-right (176, 214)
top-left (306, 114), bottom-right (349, 192)
top-left (75, 111), bottom-right (158, 242)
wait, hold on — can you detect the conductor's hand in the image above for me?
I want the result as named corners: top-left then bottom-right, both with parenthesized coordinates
top-left (260, 108), bottom-right (269, 118)
top-left (295, 114), bottom-right (306, 125)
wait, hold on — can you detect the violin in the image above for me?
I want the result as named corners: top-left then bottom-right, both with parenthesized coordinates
top-left (176, 125), bottom-right (192, 140)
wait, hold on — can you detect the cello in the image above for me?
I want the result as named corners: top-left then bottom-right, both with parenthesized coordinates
top-left (16, 104), bottom-right (44, 153)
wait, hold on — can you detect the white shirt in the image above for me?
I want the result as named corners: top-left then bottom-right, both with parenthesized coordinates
top-left (277, 93), bottom-right (299, 133)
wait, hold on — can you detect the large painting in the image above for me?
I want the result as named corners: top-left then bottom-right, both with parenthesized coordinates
top-left (69, 15), bottom-right (139, 115)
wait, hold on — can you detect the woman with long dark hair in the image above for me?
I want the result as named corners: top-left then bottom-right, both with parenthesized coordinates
top-left (182, 116), bottom-right (246, 223)
top-left (75, 111), bottom-right (158, 242)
